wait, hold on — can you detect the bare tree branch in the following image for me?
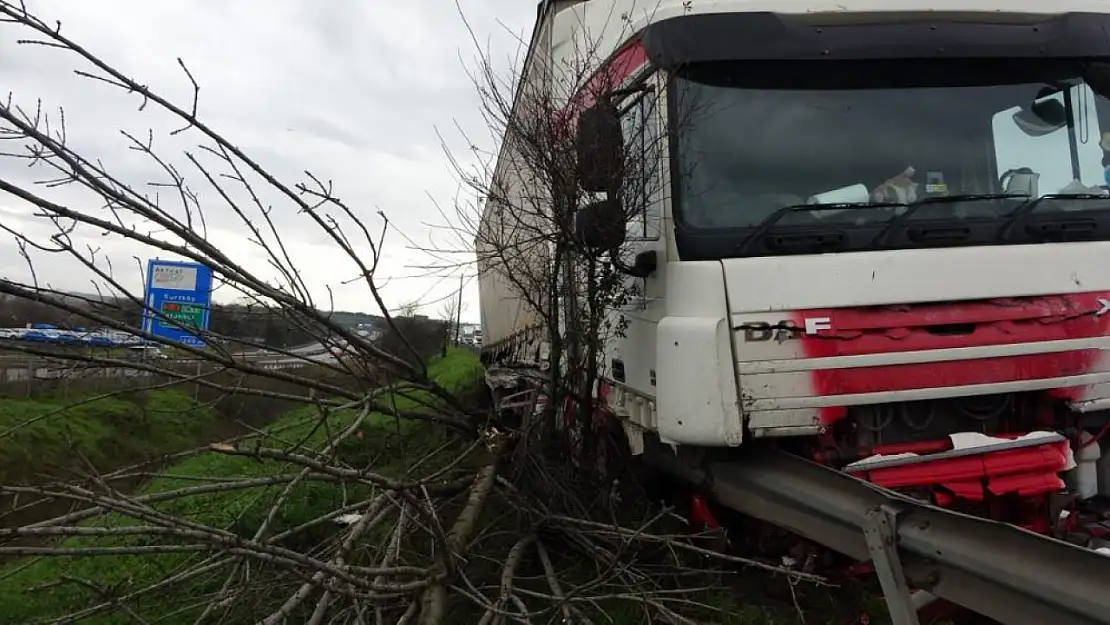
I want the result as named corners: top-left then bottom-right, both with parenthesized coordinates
top-left (0, 3), bottom-right (829, 625)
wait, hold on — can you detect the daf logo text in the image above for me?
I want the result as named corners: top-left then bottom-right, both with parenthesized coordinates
top-left (736, 317), bottom-right (833, 342)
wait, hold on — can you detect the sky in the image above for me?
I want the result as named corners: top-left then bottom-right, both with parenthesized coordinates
top-left (0, 0), bottom-right (537, 323)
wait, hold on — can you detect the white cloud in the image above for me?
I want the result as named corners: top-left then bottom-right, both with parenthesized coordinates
top-left (0, 0), bottom-right (536, 321)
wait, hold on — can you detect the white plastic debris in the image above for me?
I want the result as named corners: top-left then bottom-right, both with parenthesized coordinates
top-left (844, 431), bottom-right (1075, 472)
top-left (844, 452), bottom-right (919, 470)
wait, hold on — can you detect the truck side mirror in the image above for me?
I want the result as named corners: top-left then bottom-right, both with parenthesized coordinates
top-left (1012, 87), bottom-right (1067, 137)
top-left (574, 198), bottom-right (626, 252)
top-left (575, 102), bottom-right (625, 193)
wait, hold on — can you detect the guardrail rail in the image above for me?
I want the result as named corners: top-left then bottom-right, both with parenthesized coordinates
top-left (645, 446), bottom-right (1110, 625)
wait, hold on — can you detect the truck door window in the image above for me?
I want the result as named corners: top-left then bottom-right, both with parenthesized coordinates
top-left (620, 90), bottom-right (662, 241)
top-left (992, 84), bottom-right (1104, 196)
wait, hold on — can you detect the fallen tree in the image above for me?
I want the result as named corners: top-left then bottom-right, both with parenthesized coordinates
top-left (0, 2), bottom-right (827, 624)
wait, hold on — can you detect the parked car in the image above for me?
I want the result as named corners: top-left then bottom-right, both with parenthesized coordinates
top-left (126, 345), bottom-right (168, 360)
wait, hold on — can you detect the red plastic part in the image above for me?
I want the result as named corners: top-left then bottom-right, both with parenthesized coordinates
top-left (840, 436), bottom-right (1070, 537)
top-left (848, 439), bottom-right (1070, 503)
top-left (841, 561), bottom-right (875, 578)
top-left (791, 292), bottom-right (1110, 425)
top-left (556, 40), bottom-right (648, 128)
top-left (689, 494), bottom-right (721, 531)
top-left (810, 350), bottom-right (1104, 397)
top-left (933, 491), bottom-right (955, 506)
top-left (1085, 523), bottom-right (1110, 538)
top-left (916, 597), bottom-right (964, 623)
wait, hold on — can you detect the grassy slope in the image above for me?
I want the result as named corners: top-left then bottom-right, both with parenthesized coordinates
top-left (0, 352), bottom-right (890, 625)
top-left (0, 350), bottom-right (483, 624)
top-left (0, 390), bottom-right (221, 485)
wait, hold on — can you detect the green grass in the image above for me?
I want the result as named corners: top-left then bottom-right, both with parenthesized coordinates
top-left (0, 350), bottom-right (880, 625)
top-left (0, 390), bottom-right (220, 485)
top-left (0, 349), bottom-right (484, 625)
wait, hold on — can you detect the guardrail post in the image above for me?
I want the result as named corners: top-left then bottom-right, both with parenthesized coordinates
top-left (863, 504), bottom-right (919, 625)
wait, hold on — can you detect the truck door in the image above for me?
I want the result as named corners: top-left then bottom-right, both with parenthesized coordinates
top-left (605, 75), bottom-right (666, 402)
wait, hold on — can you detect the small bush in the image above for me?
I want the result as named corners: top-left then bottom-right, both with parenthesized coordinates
top-left (375, 316), bottom-right (451, 365)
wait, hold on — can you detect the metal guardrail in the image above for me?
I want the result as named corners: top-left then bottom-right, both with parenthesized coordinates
top-left (646, 447), bottom-right (1110, 625)
top-left (0, 362), bottom-right (313, 383)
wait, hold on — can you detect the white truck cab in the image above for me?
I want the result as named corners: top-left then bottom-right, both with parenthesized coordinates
top-left (479, 0), bottom-right (1110, 533)
top-left (529, 0), bottom-right (1110, 447)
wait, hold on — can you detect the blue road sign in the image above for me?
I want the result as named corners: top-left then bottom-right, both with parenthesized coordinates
top-left (142, 259), bottom-right (213, 348)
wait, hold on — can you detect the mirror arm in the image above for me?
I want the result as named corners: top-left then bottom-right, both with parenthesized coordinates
top-left (611, 249), bottom-right (657, 279)
top-left (609, 83), bottom-right (653, 104)
top-left (611, 256), bottom-right (638, 276)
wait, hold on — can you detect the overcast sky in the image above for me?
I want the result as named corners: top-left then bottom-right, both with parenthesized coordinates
top-left (0, 0), bottom-right (536, 323)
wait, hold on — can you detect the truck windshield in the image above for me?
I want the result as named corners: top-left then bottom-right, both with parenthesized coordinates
top-left (670, 58), bottom-right (1110, 259)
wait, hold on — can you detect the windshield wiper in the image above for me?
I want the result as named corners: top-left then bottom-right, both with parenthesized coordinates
top-left (998, 193), bottom-right (1110, 241)
top-left (737, 201), bottom-right (903, 254)
top-left (871, 194), bottom-right (1020, 247)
